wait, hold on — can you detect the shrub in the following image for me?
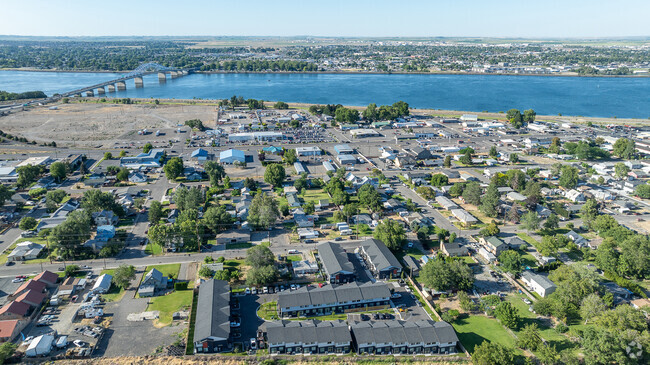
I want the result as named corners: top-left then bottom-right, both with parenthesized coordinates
top-left (174, 282), bottom-right (188, 291)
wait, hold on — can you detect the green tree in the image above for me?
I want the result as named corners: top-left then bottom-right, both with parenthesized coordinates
top-left (204, 206), bottom-right (233, 233)
top-left (245, 245), bottom-right (276, 267)
top-left (489, 146), bottom-right (498, 158)
top-left (558, 165), bottom-right (579, 189)
top-left (81, 189), bottom-right (123, 215)
top-left (420, 257), bottom-right (475, 291)
top-left (373, 220), bottom-right (406, 251)
top-left (458, 291), bottom-right (475, 312)
top-left (635, 184), bottom-right (650, 198)
top-left (499, 250), bottom-right (522, 275)
top-left (462, 182), bottom-right (482, 206)
top-left (213, 269), bottom-right (231, 281)
top-left (523, 109), bottom-right (536, 123)
top-left (443, 155), bottom-right (451, 168)
top-left (64, 265), bottom-right (80, 277)
top-left (480, 183), bottom-right (499, 217)
top-left (614, 162), bottom-right (630, 179)
top-left (199, 266), bottom-right (215, 278)
top-left (544, 213), bottom-right (560, 231)
top-left (246, 265), bottom-right (279, 286)
top-left (494, 301), bottom-right (520, 329)
top-left (16, 164), bottom-right (42, 188)
top-left (116, 167), bottom-right (129, 182)
top-left (50, 210), bottom-right (92, 259)
top-left (416, 186), bottom-right (435, 200)
top-left (334, 107), bottom-right (359, 123)
top-left (517, 323), bottom-right (542, 350)
top-left (163, 157), bottom-right (184, 180)
top-left (613, 137), bottom-right (635, 159)
top-left (104, 152), bottom-right (113, 160)
top-left (49, 161), bottom-right (67, 182)
top-left (174, 186), bottom-right (204, 211)
top-left (113, 264), bottom-right (136, 289)
top-left (143, 142), bottom-right (153, 154)
top-left (148, 201), bottom-right (163, 224)
top-left (509, 153), bottom-right (519, 163)
top-left (358, 184), bottom-right (382, 212)
top-left (580, 199), bottom-right (599, 228)
top-left (362, 103), bottom-right (378, 121)
top-left (274, 101), bottom-right (289, 109)
top-left (522, 211), bottom-right (540, 232)
top-left (580, 293), bottom-right (607, 324)
top-left (264, 163), bottom-right (286, 187)
top-left (459, 149), bottom-right (473, 165)
top-left (0, 185), bottom-right (11, 206)
top-left (507, 109), bottom-right (523, 128)
top-left (204, 161), bottom-right (226, 186)
top-left (430, 173), bottom-right (449, 187)
top-left (283, 149), bottom-right (298, 164)
top-left (471, 342), bottom-right (515, 365)
top-left (0, 342), bottom-right (17, 364)
top-left (247, 193), bottom-right (279, 230)
top-left (19, 216), bottom-right (38, 231)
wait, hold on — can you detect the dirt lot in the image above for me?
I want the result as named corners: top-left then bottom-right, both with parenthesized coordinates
top-left (0, 102), bottom-right (217, 147)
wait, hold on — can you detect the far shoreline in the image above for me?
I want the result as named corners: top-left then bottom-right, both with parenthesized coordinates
top-left (1, 68), bottom-right (649, 78)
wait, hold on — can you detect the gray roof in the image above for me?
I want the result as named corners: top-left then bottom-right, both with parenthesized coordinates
top-left (317, 242), bottom-right (355, 276)
top-left (402, 255), bottom-right (420, 271)
top-left (521, 271), bottom-right (556, 290)
top-left (194, 280), bottom-right (230, 343)
top-left (360, 238), bottom-right (403, 272)
top-left (350, 320), bottom-right (458, 346)
top-left (278, 281), bottom-right (390, 309)
top-left (144, 268), bottom-right (163, 284)
top-left (267, 320), bottom-right (351, 346)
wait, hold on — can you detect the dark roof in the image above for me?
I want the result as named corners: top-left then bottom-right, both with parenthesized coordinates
top-left (13, 280), bottom-right (46, 297)
top-left (194, 280), bottom-right (230, 343)
top-left (0, 301), bottom-right (30, 317)
top-left (402, 255), bottom-right (420, 271)
top-left (350, 320), bottom-right (458, 346)
top-left (360, 238), bottom-right (402, 272)
top-left (442, 241), bottom-right (468, 256)
top-left (278, 282), bottom-right (390, 309)
top-left (34, 270), bottom-right (58, 285)
top-left (317, 242), bottom-right (355, 276)
top-left (267, 320), bottom-right (351, 345)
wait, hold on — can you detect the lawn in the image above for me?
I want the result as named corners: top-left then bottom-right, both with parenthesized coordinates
top-left (452, 315), bottom-right (517, 353)
top-left (99, 269), bottom-right (126, 302)
top-left (519, 251), bottom-right (538, 269)
top-left (146, 288), bottom-right (194, 326)
top-left (286, 255), bottom-right (302, 262)
top-left (145, 263), bottom-right (181, 279)
top-left (257, 301), bottom-right (279, 321)
top-left (145, 243), bottom-right (163, 256)
top-left (226, 242), bottom-right (253, 250)
top-left (302, 188), bottom-right (330, 203)
top-left (517, 233), bottom-right (540, 249)
top-left (0, 237), bottom-right (50, 265)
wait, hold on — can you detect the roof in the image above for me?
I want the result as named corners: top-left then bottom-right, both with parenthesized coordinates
top-left (442, 241), bottom-right (467, 256)
top-left (191, 148), bottom-right (209, 158)
top-left (144, 268), bottom-right (164, 284)
top-left (334, 144), bottom-right (353, 154)
top-left (435, 196), bottom-right (457, 209)
top-left (403, 255), bottom-right (420, 271)
top-left (267, 320), bottom-right (351, 345)
top-left (34, 270), bottom-right (58, 285)
top-left (451, 208), bottom-right (477, 223)
top-left (278, 281), bottom-right (390, 310)
top-left (0, 301), bottom-right (30, 317)
top-left (486, 236), bottom-right (507, 250)
top-left (194, 279), bottom-right (230, 342)
top-left (219, 149), bottom-right (246, 160)
top-left (360, 238), bottom-right (403, 272)
top-left (13, 280), bottom-right (46, 297)
top-left (263, 146), bottom-right (283, 153)
top-left (92, 274), bottom-right (112, 291)
top-left (295, 146), bottom-right (321, 153)
top-left (350, 320), bottom-right (458, 346)
top-left (0, 320), bottom-right (20, 339)
top-left (317, 242), bottom-right (355, 276)
top-left (521, 271), bottom-right (556, 290)
top-left (16, 290), bottom-right (46, 306)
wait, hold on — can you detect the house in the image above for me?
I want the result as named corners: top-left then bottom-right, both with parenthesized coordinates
top-left (277, 282), bottom-right (391, 317)
top-left (441, 241), bottom-right (468, 257)
top-left (0, 319), bottom-right (28, 343)
top-left (34, 271), bottom-right (58, 288)
top-left (286, 192), bottom-right (301, 207)
top-left (351, 320), bottom-right (459, 355)
top-left (16, 290), bottom-right (46, 308)
top-left (403, 255), bottom-right (421, 275)
top-left (451, 209), bottom-right (477, 227)
top-left (91, 274), bottom-right (112, 294)
top-left (317, 242), bottom-right (356, 284)
top-left (478, 247), bottom-right (497, 263)
top-left (0, 301), bottom-right (30, 320)
top-left (506, 192), bottom-right (527, 202)
top-left (565, 230), bottom-right (589, 247)
top-left (631, 298), bottom-right (650, 316)
top-left (411, 147), bottom-right (433, 160)
top-left (481, 236), bottom-right (508, 256)
top-left (139, 268), bottom-right (168, 297)
top-left (357, 238), bottom-right (402, 279)
top-left (120, 148), bottom-right (164, 169)
top-left (395, 155), bottom-right (416, 168)
top-left (10, 280), bottom-right (46, 301)
top-left (7, 241), bottom-right (43, 262)
top-left (216, 229), bottom-right (250, 245)
top-left (292, 260), bottom-right (319, 275)
top-left (267, 320), bottom-right (351, 355)
top-left (352, 214), bottom-right (373, 225)
top-left (57, 277), bottom-right (79, 297)
top-left (521, 271), bottom-right (556, 297)
top-left (193, 280), bottom-right (231, 353)
top-left (297, 228), bottom-right (319, 240)
top-left (295, 146), bottom-right (322, 156)
top-left (294, 212), bottom-right (315, 228)
top-left (435, 196), bottom-right (457, 210)
top-left (503, 236), bottom-right (527, 250)
top-left (565, 189), bottom-right (586, 203)
top-left (96, 225), bottom-right (116, 241)
top-left (316, 199), bottom-right (330, 210)
top-left (383, 198), bottom-right (403, 210)
top-left (602, 282), bottom-right (633, 305)
top-left (92, 210), bottom-right (118, 226)
top-left (128, 172), bottom-right (148, 183)
top-left (219, 149), bottom-right (246, 164)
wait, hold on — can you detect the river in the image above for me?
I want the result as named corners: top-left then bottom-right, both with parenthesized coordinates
top-left (1, 71), bottom-right (649, 118)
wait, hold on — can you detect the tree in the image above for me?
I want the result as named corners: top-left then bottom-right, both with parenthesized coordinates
top-left (480, 183), bottom-right (499, 217)
top-left (580, 199), bottom-right (599, 228)
top-left (49, 161), bottom-right (67, 182)
top-left (613, 137), bottom-right (635, 159)
top-left (459, 149), bottom-right (473, 165)
top-left (148, 201), bottom-right (163, 224)
top-left (558, 165), bottom-right (579, 189)
top-left (303, 201), bottom-right (315, 215)
top-left (16, 164), bottom-right (42, 188)
top-left (373, 220), bottom-right (406, 251)
top-left (199, 266), bottom-right (214, 278)
top-left (0, 185), bottom-right (11, 207)
top-left (113, 264), bottom-right (136, 289)
top-left (479, 221), bottom-right (500, 237)
top-left (185, 119), bottom-right (205, 131)
top-left (523, 109), bottom-right (536, 123)
top-left (580, 293), bottom-right (607, 324)
top-left (274, 101), bottom-right (289, 109)
top-left (458, 291), bottom-right (475, 312)
top-left (495, 301), bottom-right (519, 329)
top-left (357, 184), bottom-right (382, 212)
top-left (164, 157), bottom-right (184, 180)
top-left (247, 193), bottom-right (279, 230)
top-left (204, 206), bottom-right (232, 232)
top-left (174, 186), bottom-right (204, 211)
top-left (522, 211), bottom-right (540, 232)
top-left (283, 149), bottom-right (298, 165)
top-left (264, 163), bottom-right (286, 187)
top-left (116, 167), bottom-right (129, 182)
top-left (362, 103), bottom-right (378, 121)
top-left (499, 250), bottom-right (522, 275)
top-left (64, 265), bottom-right (80, 277)
top-left (50, 210), bottom-right (92, 259)
top-left (104, 152), bottom-right (113, 160)
top-left (507, 109), bottom-right (523, 129)
top-left (420, 257), bottom-right (474, 291)
top-left (143, 142), bottom-right (153, 154)
top-left (334, 107), bottom-right (359, 123)
top-left (430, 173), bottom-right (449, 187)
top-left (0, 342), bottom-right (17, 364)
top-left (507, 203), bottom-right (521, 223)
top-left (246, 265), bottom-right (279, 286)
top-left (214, 269), bottom-right (230, 281)
top-left (471, 342), bottom-right (515, 365)
top-left (204, 161), bottom-right (226, 186)
top-left (634, 184), bottom-right (650, 198)
top-left (416, 186), bottom-right (435, 200)
top-left (81, 189), bottom-right (123, 215)
top-left (614, 162), bottom-right (630, 179)
top-left (19, 216), bottom-right (38, 231)
top-left (243, 177), bottom-right (258, 191)
top-left (517, 322), bottom-right (542, 351)
top-left (443, 155), bottom-right (451, 168)
top-left (462, 182), bottom-right (482, 206)
top-left (489, 146), bottom-right (498, 158)
top-left (508, 153), bottom-right (519, 163)
top-left (544, 213), bottom-right (560, 231)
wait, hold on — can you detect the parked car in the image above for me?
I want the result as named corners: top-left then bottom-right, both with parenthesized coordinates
top-left (250, 338), bottom-right (257, 350)
top-left (73, 340), bottom-right (86, 348)
top-left (244, 288), bottom-right (251, 295)
top-left (391, 293), bottom-right (402, 299)
top-left (230, 320), bottom-right (241, 328)
top-left (251, 287), bottom-right (257, 295)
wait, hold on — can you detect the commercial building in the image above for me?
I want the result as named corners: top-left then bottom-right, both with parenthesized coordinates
top-left (219, 149), bottom-right (246, 164)
top-left (267, 320), bottom-right (352, 355)
top-left (228, 131), bottom-right (283, 142)
top-left (295, 146), bottom-right (322, 156)
top-left (317, 242), bottom-right (356, 284)
top-left (294, 162), bottom-right (307, 175)
top-left (350, 320), bottom-right (459, 355)
top-left (277, 281), bottom-right (391, 318)
top-left (357, 238), bottom-right (402, 279)
top-left (120, 149), bottom-right (164, 169)
top-left (334, 144), bottom-right (354, 155)
top-left (322, 161), bottom-right (337, 172)
top-left (193, 280), bottom-right (231, 353)
top-left (521, 271), bottom-right (556, 297)
top-left (337, 154), bottom-right (357, 165)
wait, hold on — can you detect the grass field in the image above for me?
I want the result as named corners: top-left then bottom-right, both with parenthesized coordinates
top-left (286, 255), bottom-right (302, 262)
top-left (452, 314), bottom-right (517, 353)
top-left (146, 288), bottom-right (194, 326)
top-left (99, 269), bottom-right (126, 302)
top-left (144, 263), bottom-right (181, 279)
top-left (257, 301), bottom-right (279, 321)
top-left (145, 243), bottom-right (163, 256)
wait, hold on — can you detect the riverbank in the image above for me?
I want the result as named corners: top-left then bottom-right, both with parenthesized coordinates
top-left (2, 68), bottom-right (649, 78)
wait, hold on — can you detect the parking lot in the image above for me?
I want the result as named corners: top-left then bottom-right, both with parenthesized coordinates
top-left (0, 277), bottom-right (22, 306)
top-left (473, 264), bottom-right (513, 296)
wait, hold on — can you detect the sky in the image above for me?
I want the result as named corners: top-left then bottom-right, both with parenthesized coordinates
top-left (1, 0), bottom-right (649, 38)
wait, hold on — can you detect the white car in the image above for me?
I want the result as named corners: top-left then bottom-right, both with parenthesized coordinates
top-left (391, 293), bottom-right (402, 299)
top-left (73, 340), bottom-right (86, 348)
top-left (244, 288), bottom-right (251, 295)
top-left (12, 278), bottom-right (24, 283)
top-left (250, 338), bottom-right (257, 350)
top-left (251, 287), bottom-right (257, 295)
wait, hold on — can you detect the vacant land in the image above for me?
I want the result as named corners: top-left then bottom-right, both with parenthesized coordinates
top-left (452, 314), bottom-right (517, 353)
top-left (146, 288), bottom-right (193, 327)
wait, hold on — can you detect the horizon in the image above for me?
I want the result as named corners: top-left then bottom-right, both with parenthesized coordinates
top-left (1, 0), bottom-right (650, 38)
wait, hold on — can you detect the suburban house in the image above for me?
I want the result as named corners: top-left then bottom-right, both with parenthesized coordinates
top-left (357, 238), bottom-right (403, 279)
top-left (277, 282), bottom-right (391, 318)
top-left (481, 236), bottom-right (508, 256)
top-left (0, 301), bottom-right (31, 320)
top-left (317, 242), bottom-right (356, 284)
top-left (193, 280), bottom-right (231, 353)
top-left (521, 271), bottom-right (557, 297)
top-left (441, 241), bottom-right (468, 257)
top-left (267, 320), bottom-right (351, 355)
top-left (350, 320), bottom-right (459, 355)
top-left (435, 196), bottom-right (458, 210)
top-left (138, 269), bottom-right (168, 297)
top-left (216, 229), bottom-right (250, 245)
top-left (7, 241), bottom-right (43, 262)
top-left (91, 274), bottom-right (112, 294)
top-left (402, 255), bottom-right (421, 276)
top-left (297, 228), bottom-right (318, 240)
top-left (292, 260), bottom-right (319, 276)
top-left (565, 230), bottom-right (589, 247)
top-left (128, 172), bottom-right (148, 183)
top-left (451, 209), bottom-right (478, 227)
top-left (395, 155), bottom-right (416, 168)
top-left (92, 210), bottom-right (118, 226)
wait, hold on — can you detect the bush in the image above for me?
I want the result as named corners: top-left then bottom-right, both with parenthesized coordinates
top-left (28, 188), bottom-right (47, 198)
top-left (216, 256), bottom-right (225, 263)
top-left (174, 282), bottom-right (188, 291)
top-left (555, 323), bottom-right (569, 333)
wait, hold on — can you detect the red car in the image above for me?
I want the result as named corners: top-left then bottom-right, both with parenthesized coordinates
top-left (15, 275), bottom-right (27, 279)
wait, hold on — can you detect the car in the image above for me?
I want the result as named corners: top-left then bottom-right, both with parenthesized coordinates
top-left (5, 261), bottom-right (14, 266)
top-left (288, 249), bottom-right (299, 254)
top-left (250, 338), bottom-right (257, 350)
top-left (407, 242), bottom-right (414, 248)
top-left (251, 287), bottom-right (257, 295)
top-left (73, 340), bottom-right (86, 348)
top-left (522, 298), bottom-right (532, 305)
top-left (334, 237), bottom-right (343, 241)
top-left (230, 320), bottom-right (241, 328)
top-left (263, 287), bottom-right (269, 294)
top-left (290, 284), bottom-right (296, 291)
top-left (244, 288), bottom-right (251, 295)
top-left (11, 278), bottom-right (24, 283)
top-left (391, 293), bottom-right (402, 299)
top-left (82, 265), bottom-right (91, 269)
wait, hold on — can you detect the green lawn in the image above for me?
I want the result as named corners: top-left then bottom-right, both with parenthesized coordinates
top-left (452, 315), bottom-right (517, 353)
top-left (144, 263), bottom-right (181, 279)
top-left (302, 188), bottom-right (330, 203)
top-left (146, 288), bottom-right (194, 326)
top-left (519, 251), bottom-right (538, 269)
top-left (517, 233), bottom-right (540, 249)
top-left (286, 255), bottom-right (302, 262)
top-left (257, 301), bottom-right (279, 321)
top-left (99, 269), bottom-right (126, 302)
top-left (226, 242), bottom-right (253, 250)
top-left (145, 243), bottom-right (163, 256)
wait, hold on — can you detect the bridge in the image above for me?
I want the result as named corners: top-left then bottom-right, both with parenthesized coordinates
top-left (58, 62), bottom-right (192, 98)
